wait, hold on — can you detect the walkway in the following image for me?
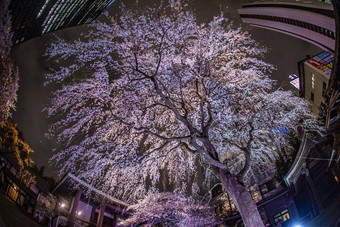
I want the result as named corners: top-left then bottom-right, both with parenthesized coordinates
top-left (0, 192), bottom-right (41, 227)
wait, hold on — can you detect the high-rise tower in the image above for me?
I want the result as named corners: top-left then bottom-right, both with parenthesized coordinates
top-left (9, 0), bottom-right (115, 45)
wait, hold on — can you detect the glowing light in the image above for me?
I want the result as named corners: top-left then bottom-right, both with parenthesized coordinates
top-left (271, 127), bottom-right (289, 134)
top-left (60, 203), bottom-right (65, 208)
top-left (37, 0), bottom-right (51, 18)
top-left (289, 74), bottom-right (300, 90)
top-left (107, 0), bottom-right (115, 8)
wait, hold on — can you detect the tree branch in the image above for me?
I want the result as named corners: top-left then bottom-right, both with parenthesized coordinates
top-left (190, 136), bottom-right (228, 170)
top-left (152, 26), bottom-right (169, 77)
top-left (237, 121), bottom-right (255, 183)
top-left (200, 182), bottom-right (223, 205)
top-left (179, 142), bottom-right (197, 154)
top-left (203, 101), bottom-right (213, 135)
top-left (150, 77), bottom-right (197, 134)
top-left (133, 52), bottom-right (152, 79)
top-left (172, 68), bottom-right (189, 118)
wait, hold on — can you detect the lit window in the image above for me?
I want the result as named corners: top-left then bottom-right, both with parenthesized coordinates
top-left (37, 0), bottom-right (51, 18)
top-left (311, 73), bottom-right (315, 89)
top-left (274, 209), bottom-right (290, 224)
top-left (8, 185), bottom-right (19, 201)
top-left (30, 184), bottom-right (39, 194)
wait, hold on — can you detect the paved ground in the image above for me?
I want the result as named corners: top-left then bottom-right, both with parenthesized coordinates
top-left (306, 197), bottom-right (340, 227)
top-left (0, 192), bottom-right (41, 227)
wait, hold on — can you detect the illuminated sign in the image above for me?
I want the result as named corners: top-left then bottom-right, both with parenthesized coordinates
top-left (288, 74), bottom-right (300, 90)
top-left (307, 52), bottom-right (333, 76)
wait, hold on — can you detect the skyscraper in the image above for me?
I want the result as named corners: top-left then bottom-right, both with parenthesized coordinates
top-left (9, 0), bottom-right (115, 45)
top-left (238, 0), bottom-right (335, 52)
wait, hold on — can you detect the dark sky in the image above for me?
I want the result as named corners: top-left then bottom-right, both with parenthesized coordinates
top-left (12, 0), bottom-right (321, 177)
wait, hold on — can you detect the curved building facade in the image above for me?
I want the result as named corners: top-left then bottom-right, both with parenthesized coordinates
top-left (238, 0), bottom-right (336, 52)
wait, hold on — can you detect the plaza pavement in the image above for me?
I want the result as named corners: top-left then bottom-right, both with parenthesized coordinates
top-left (0, 192), bottom-right (40, 227)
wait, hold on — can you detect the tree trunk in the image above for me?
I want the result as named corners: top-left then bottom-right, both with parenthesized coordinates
top-left (219, 169), bottom-right (264, 227)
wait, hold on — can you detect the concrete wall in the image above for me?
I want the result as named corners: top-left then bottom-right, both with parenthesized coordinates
top-left (304, 62), bottom-right (329, 115)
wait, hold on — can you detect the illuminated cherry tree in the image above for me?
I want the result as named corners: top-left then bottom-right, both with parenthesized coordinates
top-left (45, 1), bottom-right (318, 226)
top-left (0, 0), bottom-right (19, 123)
top-left (120, 192), bottom-right (218, 226)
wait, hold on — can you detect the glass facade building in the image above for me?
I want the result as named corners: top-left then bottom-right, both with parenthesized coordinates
top-left (9, 0), bottom-right (115, 45)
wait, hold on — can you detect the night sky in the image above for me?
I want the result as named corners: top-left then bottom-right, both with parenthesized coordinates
top-left (12, 0), bottom-right (321, 177)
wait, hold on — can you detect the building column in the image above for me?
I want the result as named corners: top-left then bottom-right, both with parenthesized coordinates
top-left (90, 205), bottom-right (97, 223)
top-left (67, 189), bottom-right (82, 227)
top-left (112, 214), bottom-right (118, 227)
top-left (97, 203), bottom-right (106, 227)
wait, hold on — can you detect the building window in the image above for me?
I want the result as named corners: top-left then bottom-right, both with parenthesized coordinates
top-left (240, 15), bottom-right (335, 40)
top-left (311, 92), bottom-right (314, 102)
top-left (260, 180), bottom-right (276, 195)
top-left (8, 184), bottom-right (19, 202)
top-left (10, 166), bottom-right (17, 176)
top-left (311, 73), bottom-right (315, 89)
top-left (322, 82), bottom-right (327, 96)
top-left (273, 209), bottom-right (290, 224)
top-left (30, 184), bottom-right (39, 194)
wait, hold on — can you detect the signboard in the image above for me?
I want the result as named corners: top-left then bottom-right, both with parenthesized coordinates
top-left (307, 52), bottom-right (333, 77)
top-left (288, 73), bottom-right (300, 90)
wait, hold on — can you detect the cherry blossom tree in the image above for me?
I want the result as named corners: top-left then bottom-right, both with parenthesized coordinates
top-left (35, 193), bottom-right (58, 218)
top-left (0, 0), bottom-right (19, 123)
top-left (44, 1), bottom-right (318, 226)
top-left (120, 192), bottom-right (218, 226)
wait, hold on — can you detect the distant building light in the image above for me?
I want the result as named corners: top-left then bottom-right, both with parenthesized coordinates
top-left (107, 0), bottom-right (115, 8)
top-left (37, 0), bottom-right (51, 18)
top-left (271, 127), bottom-right (289, 134)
